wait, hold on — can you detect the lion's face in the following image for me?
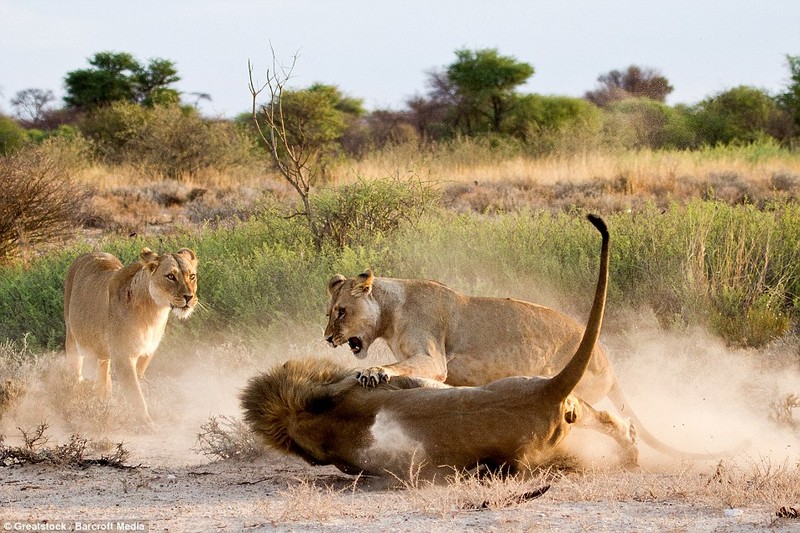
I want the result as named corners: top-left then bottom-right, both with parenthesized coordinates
top-left (145, 248), bottom-right (198, 319)
top-left (324, 271), bottom-right (379, 359)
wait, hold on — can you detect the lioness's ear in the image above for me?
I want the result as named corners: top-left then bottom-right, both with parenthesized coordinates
top-left (177, 248), bottom-right (198, 266)
top-left (350, 270), bottom-right (374, 298)
top-left (140, 248), bottom-right (159, 273)
top-left (327, 274), bottom-right (346, 296)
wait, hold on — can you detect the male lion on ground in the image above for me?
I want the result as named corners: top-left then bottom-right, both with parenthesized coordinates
top-left (64, 247), bottom-right (198, 428)
top-left (242, 215), bottom-right (636, 479)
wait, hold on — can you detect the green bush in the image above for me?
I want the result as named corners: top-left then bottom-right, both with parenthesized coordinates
top-left (691, 86), bottom-right (789, 145)
top-left (310, 176), bottom-right (439, 250)
top-left (506, 94), bottom-right (603, 154)
top-left (79, 102), bottom-right (257, 179)
top-left (602, 98), bottom-right (696, 150)
top-left (0, 115), bottom-right (27, 156)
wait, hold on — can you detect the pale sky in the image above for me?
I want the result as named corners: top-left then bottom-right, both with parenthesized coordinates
top-left (1, 0), bottom-right (799, 118)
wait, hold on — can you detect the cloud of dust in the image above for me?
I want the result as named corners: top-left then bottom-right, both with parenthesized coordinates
top-left (564, 309), bottom-right (800, 471)
top-left (2, 290), bottom-right (797, 474)
top-left (0, 330), bottom-right (349, 460)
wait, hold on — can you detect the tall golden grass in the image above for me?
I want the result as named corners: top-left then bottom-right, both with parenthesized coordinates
top-left (76, 141), bottom-right (800, 197)
top-left (337, 143), bottom-right (800, 191)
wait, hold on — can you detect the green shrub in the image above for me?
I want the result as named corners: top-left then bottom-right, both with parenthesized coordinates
top-left (507, 94), bottom-right (604, 154)
top-left (691, 86), bottom-right (789, 145)
top-left (0, 115), bottom-right (27, 156)
top-left (80, 102), bottom-right (257, 179)
top-left (602, 98), bottom-right (696, 150)
top-left (310, 176), bottom-right (439, 250)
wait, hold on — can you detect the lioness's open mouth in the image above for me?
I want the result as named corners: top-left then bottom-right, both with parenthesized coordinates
top-left (347, 337), bottom-right (363, 354)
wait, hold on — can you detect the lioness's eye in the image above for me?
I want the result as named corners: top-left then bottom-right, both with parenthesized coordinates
top-left (189, 274), bottom-right (196, 281)
top-left (337, 308), bottom-right (346, 318)
top-left (166, 273), bottom-right (176, 281)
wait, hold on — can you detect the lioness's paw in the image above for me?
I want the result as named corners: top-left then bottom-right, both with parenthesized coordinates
top-left (355, 368), bottom-right (390, 388)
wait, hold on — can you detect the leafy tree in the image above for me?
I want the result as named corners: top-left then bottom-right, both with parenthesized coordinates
top-left (133, 58), bottom-right (182, 106)
top-left (404, 71), bottom-right (460, 141)
top-left (586, 65), bottom-right (673, 106)
top-left (276, 83), bottom-right (362, 169)
top-left (64, 51), bottom-right (180, 110)
top-left (445, 48), bottom-right (534, 133)
top-left (11, 88), bottom-right (56, 127)
top-left (692, 85), bottom-right (788, 145)
top-left (249, 55), bottom-right (363, 249)
top-left (777, 54), bottom-right (800, 134)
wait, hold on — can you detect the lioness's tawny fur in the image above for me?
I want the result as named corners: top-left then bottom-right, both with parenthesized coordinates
top-left (242, 215), bottom-right (635, 479)
top-left (324, 219), bottom-right (732, 460)
top-left (64, 247), bottom-right (198, 428)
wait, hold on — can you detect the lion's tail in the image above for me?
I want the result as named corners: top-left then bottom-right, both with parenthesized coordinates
top-left (545, 214), bottom-right (609, 401)
top-left (606, 379), bottom-right (750, 460)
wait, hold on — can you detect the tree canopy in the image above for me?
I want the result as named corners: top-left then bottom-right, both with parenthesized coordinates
top-left (445, 48), bottom-right (534, 133)
top-left (63, 51), bottom-right (180, 110)
top-left (692, 85), bottom-right (786, 144)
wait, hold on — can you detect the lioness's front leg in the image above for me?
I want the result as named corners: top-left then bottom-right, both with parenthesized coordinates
top-left (116, 353), bottom-right (155, 429)
top-left (96, 358), bottom-right (112, 399)
top-left (356, 346), bottom-right (448, 387)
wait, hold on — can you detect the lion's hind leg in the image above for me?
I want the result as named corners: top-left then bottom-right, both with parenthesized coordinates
top-left (572, 397), bottom-right (638, 467)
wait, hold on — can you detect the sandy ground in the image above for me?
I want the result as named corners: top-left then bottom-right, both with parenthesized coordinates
top-left (1, 433), bottom-right (798, 533)
top-left (2, 330), bottom-right (799, 532)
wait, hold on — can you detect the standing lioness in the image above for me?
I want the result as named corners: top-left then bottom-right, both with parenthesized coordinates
top-left (64, 248), bottom-right (198, 428)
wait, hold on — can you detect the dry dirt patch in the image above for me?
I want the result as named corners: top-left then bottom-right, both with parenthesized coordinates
top-left (1, 332), bottom-right (799, 531)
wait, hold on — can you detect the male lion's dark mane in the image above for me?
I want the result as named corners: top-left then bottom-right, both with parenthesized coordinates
top-left (239, 358), bottom-right (422, 463)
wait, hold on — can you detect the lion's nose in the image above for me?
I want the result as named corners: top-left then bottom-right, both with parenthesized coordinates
top-left (183, 294), bottom-right (193, 305)
top-left (325, 335), bottom-right (334, 346)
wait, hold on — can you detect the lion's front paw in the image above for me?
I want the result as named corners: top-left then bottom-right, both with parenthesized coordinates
top-left (355, 367), bottom-right (391, 388)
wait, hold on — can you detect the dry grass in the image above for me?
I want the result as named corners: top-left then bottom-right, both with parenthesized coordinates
top-left (771, 393), bottom-right (800, 430)
top-left (335, 145), bottom-right (800, 214)
top-left (339, 144), bottom-right (800, 187)
top-left (73, 162), bottom-right (279, 190)
top-left (247, 459), bottom-right (800, 527)
top-left (0, 422), bottom-right (129, 468)
top-left (63, 145), bottom-right (800, 238)
top-left (195, 415), bottom-right (262, 461)
top-left (6, 139), bottom-right (784, 259)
